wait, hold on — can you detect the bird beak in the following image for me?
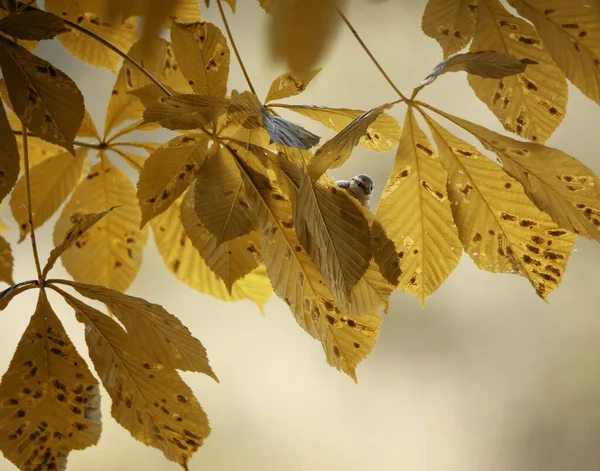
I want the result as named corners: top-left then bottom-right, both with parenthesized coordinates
top-left (367, 188), bottom-right (373, 194)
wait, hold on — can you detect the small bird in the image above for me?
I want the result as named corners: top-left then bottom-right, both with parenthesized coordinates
top-left (335, 174), bottom-right (374, 209)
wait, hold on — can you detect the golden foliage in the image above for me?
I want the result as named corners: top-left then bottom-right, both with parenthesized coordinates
top-left (0, 1), bottom-right (599, 469)
top-left (0, 290), bottom-right (101, 471)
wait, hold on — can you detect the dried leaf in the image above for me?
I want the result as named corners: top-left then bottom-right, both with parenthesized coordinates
top-left (143, 94), bottom-right (230, 131)
top-left (269, 0), bottom-right (340, 72)
top-left (509, 0), bottom-right (600, 106)
top-left (294, 172), bottom-right (372, 304)
top-left (53, 158), bottom-right (148, 292)
top-left (10, 149), bottom-right (87, 241)
top-left (182, 187), bottom-right (260, 292)
top-left (193, 145), bottom-right (256, 244)
top-left (151, 197), bottom-right (273, 309)
top-left (0, 8), bottom-right (68, 40)
top-left (468, 0), bottom-right (568, 143)
top-left (0, 104), bottom-right (19, 203)
top-left (60, 289), bottom-right (208, 470)
top-left (66, 281), bottom-right (217, 379)
top-left (413, 50), bottom-right (528, 97)
top-left (44, 207), bottom-right (115, 279)
top-left (261, 107), bottom-right (321, 150)
top-left (104, 39), bottom-right (191, 138)
top-left (439, 110), bottom-right (600, 241)
top-left (0, 36), bottom-right (84, 152)
top-left (425, 114), bottom-right (575, 300)
top-left (171, 21), bottom-right (230, 98)
top-left (0, 290), bottom-right (101, 471)
top-left (0, 280), bottom-right (32, 311)
top-left (275, 104), bottom-right (401, 153)
top-left (45, 0), bottom-right (138, 73)
top-left (422, 0), bottom-right (478, 58)
top-left (137, 133), bottom-right (209, 227)
top-left (376, 108), bottom-right (461, 304)
top-left (0, 235), bottom-right (13, 285)
top-left (307, 103), bottom-right (393, 179)
top-left (264, 68), bottom-right (321, 103)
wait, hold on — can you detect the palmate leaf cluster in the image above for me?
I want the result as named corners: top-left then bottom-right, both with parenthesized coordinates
top-left (0, 0), bottom-right (598, 469)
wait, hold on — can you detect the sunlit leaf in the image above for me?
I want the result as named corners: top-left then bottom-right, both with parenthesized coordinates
top-left (269, 0), bottom-right (340, 72)
top-left (44, 207), bottom-right (115, 279)
top-left (193, 145), bottom-right (256, 245)
top-left (104, 39), bottom-right (191, 138)
top-left (413, 50), bottom-right (528, 97)
top-left (468, 0), bottom-right (568, 143)
top-left (151, 197), bottom-right (273, 310)
top-left (171, 21), bottom-right (230, 98)
top-left (45, 0), bottom-right (138, 73)
top-left (182, 187), bottom-right (261, 293)
top-left (0, 8), bottom-right (68, 40)
top-left (77, 110), bottom-right (100, 140)
top-left (0, 36), bottom-right (84, 152)
top-left (0, 235), bottom-right (13, 285)
top-left (0, 104), bottom-right (19, 203)
top-left (143, 94), bottom-right (230, 131)
top-left (65, 281), bottom-right (217, 379)
top-left (264, 68), bottom-right (321, 103)
top-left (137, 133), bottom-right (209, 227)
top-left (424, 113), bottom-right (575, 300)
top-left (277, 104), bottom-right (401, 154)
top-left (60, 288), bottom-right (208, 470)
top-left (0, 290), bottom-right (101, 471)
top-left (307, 103), bottom-right (393, 179)
top-left (53, 156), bottom-right (148, 292)
top-left (376, 108), bottom-right (461, 304)
top-left (509, 0), bottom-right (600, 106)
top-left (422, 0), bottom-right (478, 58)
top-left (439, 110), bottom-right (600, 241)
top-left (10, 148), bottom-right (87, 241)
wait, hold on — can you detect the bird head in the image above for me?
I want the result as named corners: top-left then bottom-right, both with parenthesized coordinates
top-left (349, 174), bottom-right (374, 196)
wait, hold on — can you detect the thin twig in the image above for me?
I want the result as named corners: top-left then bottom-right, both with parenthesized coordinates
top-left (16, 0), bottom-right (35, 11)
top-left (21, 122), bottom-right (43, 281)
top-left (337, 8), bottom-right (408, 102)
top-left (216, 0), bottom-right (258, 96)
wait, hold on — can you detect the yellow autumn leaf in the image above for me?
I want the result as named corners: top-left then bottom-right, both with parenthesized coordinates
top-left (171, 21), bottom-right (231, 98)
top-left (182, 187), bottom-right (261, 293)
top-left (273, 103), bottom-right (401, 153)
top-left (65, 280), bottom-right (217, 379)
top-left (0, 1), bottom-right (41, 52)
top-left (137, 133), bottom-right (209, 226)
top-left (0, 235), bottom-right (13, 285)
top-left (307, 103), bottom-right (395, 179)
top-left (424, 113), bottom-right (576, 299)
top-left (112, 147), bottom-right (147, 173)
top-left (0, 290), bottom-right (101, 471)
top-left (45, 0), bottom-right (138, 73)
top-left (104, 38), bottom-right (191, 138)
top-left (43, 207), bottom-right (115, 279)
top-left (77, 110), bottom-right (100, 140)
top-left (269, 0), bottom-right (340, 72)
top-left (0, 104), bottom-right (19, 203)
top-left (237, 152), bottom-right (381, 379)
top-left (264, 68), bottom-right (321, 103)
top-left (150, 196), bottom-right (273, 310)
top-left (258, 0), bottom-right (276, 13)
top-left (438, 109), bottom-right (600, 241)
top-left (509, 0), bottom-right (600, 106)
top-left (468, 0), bottom-right (568, 143)
top-left (261, 107), bottom-right (321, 150)
top-left (0, 36), bottom-right (84, 152)
top-left (143, 94), bottom-right (230, 131)
top-left (59, 288), bottom-right (208, 470)
top-left (10, 148), bottom-right (87, 241)
top-left (53, 156), bottom-right (148, 292)
top-left (376, 108), bottom-right (461, 304)
top-left (0, 8), bottom-right (68, 40)
top-left (422, 0), bottom-right (478, 58)
top-left (193, 145), bottom-right (256, 244)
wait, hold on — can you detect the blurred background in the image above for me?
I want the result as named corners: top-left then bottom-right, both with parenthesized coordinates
top-left (2, 0), bottom-right (600, 470)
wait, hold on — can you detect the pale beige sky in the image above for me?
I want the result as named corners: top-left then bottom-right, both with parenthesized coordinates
top-left (2, 1), bottom-right (600, 470)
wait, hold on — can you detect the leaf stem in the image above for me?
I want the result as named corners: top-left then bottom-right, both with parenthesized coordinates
top-left (337, 8), bottom-right (408, 102)
top-left (12, 129), bottom-right (104, 150)
top-left (21, 122), bottom-right (43, 282)
top-left (216, 0), bottom-right (257, 96)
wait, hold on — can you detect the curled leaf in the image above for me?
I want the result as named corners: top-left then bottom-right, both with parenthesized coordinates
top-left (264, 68), bottom-right (321, 103)
top-left (143, 94), bottom-right (230, 131)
